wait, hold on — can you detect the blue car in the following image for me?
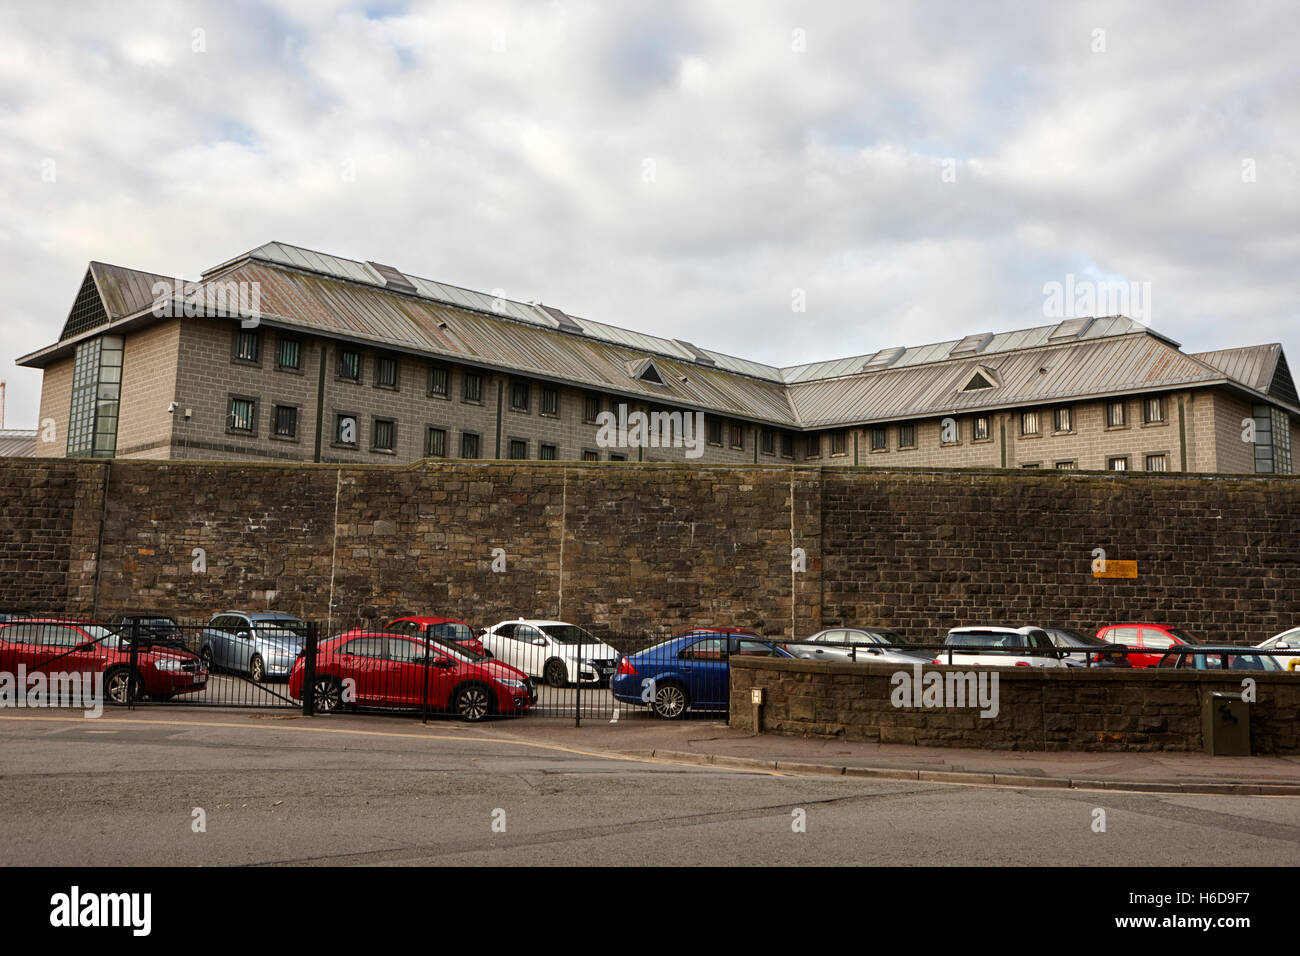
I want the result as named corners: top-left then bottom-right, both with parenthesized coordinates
top-left (611, 629), bottom-right (793, 719)
top-left (199, 611), bottom-right (308, 682)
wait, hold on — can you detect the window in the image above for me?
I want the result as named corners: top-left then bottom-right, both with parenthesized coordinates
top-left (707, 418), bottom-right (723, 446)
top-left (1021, 411), bottom-right (1040, 436)
top-left (583, 394), bottom-right (601, 424)
top-left (428, 365), bottom-right (449, 398)
top-left (1108, 456), bottom-right (1128, 471)
top-left (539, 444), bottom-right (557, 460)
top-left (805, 435), bottom-right (820, 459)
top-left (275, 337), bottom-right (300, 371)
top-left (1143, 396), bottom-right (1164, 423)
top-left (426, 427), bottom-right (447, 458)
top-left (780, 434), bottom-right (794, 458)
top-left (228, 397), bottom-right (256, 434)
top-left (508, 439), bottom-right (528, 459)
top-left (1146, 454), bottom-right (1167, 472)
top-left (463, 372), bottom-right (483, 403)
top-left (372, 418), bottom-right (396, 452)
top-left (972, 416), bottom-right (990, 441)
top-left (729, 423), bottom-right (744, 449)
top-left (541, 387), bottom-right (559, 417)
top-left (761, 429), bottom-right (775, 455)
top-left (1021, 463), bottom-right (1040, 468)
top-left (460, 432), bottom-right (480, 459)
top-left (234, 329), bottom-right (260, 363)
top-left (609, 453), bottom-right (627, 461)
top-left (870, 426), bottom-right (887, 451)
top-left (338, 350), bottom-right (361, 381)
top-left (1106, 401), bottom-right (1126, 427)
top-left (510, 380), bottom-right (530, 411)
top-left (898, 424), bottom-right (916, 448)
top-left (1055, 460), bottom-right (1075, 470)
top-left (1252, 404), bottom-right (1293, 474)
top-left (66, 335), bottom-right (123, 458)
top-left (1054, 407), bottom-right (1072, 432)
top-left (831, 432), bottom-right (847, 456)
top-left (273, 405), bottom-right (298, 439)
top-left (582, 449), bottom-right (599, 461)
top-left (335, 414), bottom-right (358, 446)
top-left (376, 356), bottom-right (398, 388)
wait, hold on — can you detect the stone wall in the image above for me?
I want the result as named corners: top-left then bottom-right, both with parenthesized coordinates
top-left (1, 459), bottom-right (1297, 647)
top-left (729, 657), bottom-right (1300, 754)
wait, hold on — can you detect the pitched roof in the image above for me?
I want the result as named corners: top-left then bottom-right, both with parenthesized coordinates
top-left (0, 430), bottom-right (37, 458)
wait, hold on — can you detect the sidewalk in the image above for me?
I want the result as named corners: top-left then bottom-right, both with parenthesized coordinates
top-left (487, 716), bottom-right (1300, 795)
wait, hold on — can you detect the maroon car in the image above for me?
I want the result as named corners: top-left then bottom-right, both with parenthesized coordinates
top-left (0, 618), bottom-right (208, 703)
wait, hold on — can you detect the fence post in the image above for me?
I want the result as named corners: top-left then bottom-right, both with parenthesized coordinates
top-left (301, 624), bottom-right (317, 716)
top-left (422, 625), bottom-right (432, 725)
top-left (574, 634), bottom-right (582, 728)
top-left (127, 619), bottom-right (140, 710)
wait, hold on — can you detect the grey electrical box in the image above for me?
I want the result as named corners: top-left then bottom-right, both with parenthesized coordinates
top-left (1202, 691), bottom-right (1251, 756)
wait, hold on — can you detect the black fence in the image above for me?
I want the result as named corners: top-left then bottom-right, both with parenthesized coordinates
top-left (0, 612), bottom-right (1294, 725)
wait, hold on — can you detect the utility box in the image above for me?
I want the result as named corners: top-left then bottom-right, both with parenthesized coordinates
top-left (1202, 691), bottom-right (1251, 756)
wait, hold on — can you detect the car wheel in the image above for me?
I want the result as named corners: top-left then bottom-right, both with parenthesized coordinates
top-left (652, 682), bottom-right (688, 719)
top-left (455, 684), bottom-right (492, 722)
top-left (200, 647), bottom-right (217, 674)
top-left (105, 667), bottom-right (142, 705)
top-left (544, 659), bottom-right (567, 687)
top-left (249, 655), bottom-right (266, 683)
top-left (313, 677), bottom-right (342, 713)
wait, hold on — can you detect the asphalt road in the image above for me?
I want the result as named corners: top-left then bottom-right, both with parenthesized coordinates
top-left (0, 711), bottom-right (1297, 866)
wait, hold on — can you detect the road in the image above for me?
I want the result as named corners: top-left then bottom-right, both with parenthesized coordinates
top-left (0, 710), bottom-right (1297, 866)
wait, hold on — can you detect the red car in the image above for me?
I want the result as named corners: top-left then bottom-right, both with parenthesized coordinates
top-left (289, 629), bottom-right (535, 721)
top-left (0, 618), bottom-right (208, 703)
top-left (1096, 623), bottom-right (1204, 668)
top-left (385, 616), bottom-right (487, 656)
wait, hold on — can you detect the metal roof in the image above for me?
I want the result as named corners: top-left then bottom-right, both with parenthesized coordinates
top-left (0, 430), bottom-right (36, 458)
top-left (17, 241), bottom-right (1297, 430)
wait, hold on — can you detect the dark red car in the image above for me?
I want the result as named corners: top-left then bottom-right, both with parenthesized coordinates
top-left (1096, 623), bottom-right (1204, 668)
top-left (289, 629), bottom-right (535, 721)
top-left (385, 616), bottom-right (487, 656)
top-left (0, 618), bottom-right (208, 703)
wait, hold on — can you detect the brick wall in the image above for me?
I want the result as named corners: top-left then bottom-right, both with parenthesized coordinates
top-left (1, 460), bottom-right (1297, 647)
top-left (730, 657), bottom-right (1300, 754)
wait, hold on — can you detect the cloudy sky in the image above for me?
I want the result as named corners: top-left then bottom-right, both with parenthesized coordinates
top-left (2, 0), bottom-right (1296, 427)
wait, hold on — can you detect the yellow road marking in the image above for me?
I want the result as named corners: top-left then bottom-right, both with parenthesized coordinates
top-left (0, 714), bottom-right (787, 776)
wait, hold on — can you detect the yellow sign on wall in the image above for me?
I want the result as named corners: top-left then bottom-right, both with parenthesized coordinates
top-left (1093, 560), bottom-right (1138, 579)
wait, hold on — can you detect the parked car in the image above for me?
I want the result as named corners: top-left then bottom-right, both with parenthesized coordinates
top-left (198, 611), bottom-right (308, 682)
top-left (611, 629), bottom-right (794, 718)
top-left (288, 629), bottom-right (534, 721)
top-left (935, 626), bottom-right (1068, 668)
top-left (786, 627), bottom-right (932, 665)
top-left (1096, 623), bottom-right (1203, 669)
top-left (107, 613), bottom-right (187, 650)
top-left (0, 618), bottom-right (207, 703)
top-left (1156, 646), bottom-right (1283, 672)
top-left (480, 620), bottom-right (620, 686)
top-left (1255, 627), bottom-right (1300, 672)
top-left (385, 616), bottom-right (487, 656)
top-left (1042, 627), bottom-right (1132, 668)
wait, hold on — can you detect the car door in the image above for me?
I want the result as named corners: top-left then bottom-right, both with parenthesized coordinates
top-left (387, 637), bottom-right (439, 707)
top-left (336, 636), bottom-right (391, 704)
top-left (675, 637), bottom-right (727, 708)
top-left (0, 621), bottom-right (41, 674)
top-left (1023, 629), bottom-right (1063, 667)
top-left (512, 625), bottom-right (550, 678)
top-left (483, 624), bottom-right (516, 667)
top-left (1104, 626), bottom-right (1143, 666)
top-left (208, 615), bottom-right (237, 670)
top-left (807, 630), bottom-right (849, 661)
top-left (1136, 627), bottom-right (1175, 669)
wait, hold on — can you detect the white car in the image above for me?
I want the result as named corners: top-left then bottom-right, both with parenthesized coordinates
top-left (1255, 627), bottom-right (1300, 672)
top-left (480, 620), bottom-right (620, 687)
top-left (936, 626), bottom-right (1068, 668)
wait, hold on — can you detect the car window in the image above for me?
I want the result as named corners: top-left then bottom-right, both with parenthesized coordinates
top-left (388, 638), bottom-right (432, 662)
top-left (386, 620), bottom-right (417, 636)
top-left (429, 622), bottom-right (474, 643)
top-left (541, 625), bottom-right (597, 645)
top-left (43, 625), bottom-right (89, 648)
top-left (339, 637), bottom-right (387, 658)
top-left (0, 622), bottom-right (44, 645)
top-left (514, 625), bottom-right (543, 643)
top-left (494, 624), bottom-right (517, 639)
top-left (1106, 626), bottom-right (1139, 645)
top-left (815, 630), bottom-right (845, 644)
top-left (732, 639), bottom-right (775, 657)
top-left (1166, 628), bottom-right (1201, 645)
top-left (679, 638), bottom-right (726, 661)
top-left (947, 632), bottom-right (1017, 648)
top-left (1140, 629), bottom-right (1175, 650)
top-left (1026, 630), bottom-right (1054, 651)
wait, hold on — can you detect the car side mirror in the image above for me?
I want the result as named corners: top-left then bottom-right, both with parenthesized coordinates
top-left (476, 628), bottom-right (487, 637)
top-left (237, 632), bottom-right (251, 640)
top-left (1277, 642), bottom-right (1290, 650)
top-left (76, 642), bottom-right (95, 652)
top-left (533, 638), bottom-right (547, 646)
top-left (433, 657), bottom-right (455, 668)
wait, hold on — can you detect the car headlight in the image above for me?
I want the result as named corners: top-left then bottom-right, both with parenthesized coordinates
top-left (154, 660), bottom-right (185, 672)
top-left (499, 679), bottom-right (528, 689)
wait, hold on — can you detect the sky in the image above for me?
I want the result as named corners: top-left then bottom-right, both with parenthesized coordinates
top-left (2, 0), bottom-right (1297, 427)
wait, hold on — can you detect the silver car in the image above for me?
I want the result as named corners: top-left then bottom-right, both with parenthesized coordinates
top-left (199, 611), bottom-right (307, 682)
top-left (787, 627), bottom-right (933, 665)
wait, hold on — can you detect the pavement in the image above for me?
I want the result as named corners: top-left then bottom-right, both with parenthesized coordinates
top-left (495, 713), bottom-right (1300, 796)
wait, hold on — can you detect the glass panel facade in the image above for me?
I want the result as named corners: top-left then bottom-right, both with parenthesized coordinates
top-left (67, 335), bottom-right (124, 458)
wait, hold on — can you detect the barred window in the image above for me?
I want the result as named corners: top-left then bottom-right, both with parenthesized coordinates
top-left (273, 405), bottom-right (297, 438)
top-left (508, 439), bottom-right (528, 459)
top-left (1107, 401), bottom-right (1126, 427)
top-left (372, 419), bottom-right (396, 451)
top-left (1145, 454), bottom-right (1167, 472)
top-left (463, 372), bottom-right (483, 403)
top-left (583, 394), bottom-right (601, 423)
top-left (831, 432), bottom-right (847, 456)
top-left (707, 419), bottom-right (723, 446)
top-left (729, 423), bottom-right (744, 449)
top-left (1021, 411), bottom-right (1040, 436)
top-left (510, 380), bottom-right (530, 411)
top-left (870, 427), bottom-right (887, 451)
top-left (780, 433), bottom-right (794, 458)
top-left (339, 350), bottom-right (361, 380)
top-left (235, 329), bottom-right (260, 363)
top-left (541, 388), bottom-right (559, 416)
top-left (539, 443), bottom-right (557, 460)
top-left (972, 416), bottom-right (990, 441)
top-left (1054, 407), bottom-right (1072, 432)
top-left (761, 430), bottom-right (775, 455)
top-left (1144, 396), bottom-right (1164, 423)
top-left (461, 432), bottom-right (480, 458)
top-left (1108, 456), bottom-right (1128, 471)
top-left (898, 424), bottom-right (916, 448)
top-left (426, 427), bottom-right (447, 457)
top-left (277, 337), bottom-right (300, 370)
top-left (376, 356), bottom-right (398, 388)
top-left (428, 365), bottom-right (449, 397)
top-left (228, 398), bottom-right (255, 433)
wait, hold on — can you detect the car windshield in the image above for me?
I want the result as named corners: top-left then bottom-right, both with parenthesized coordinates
top-left (428, 621), bottom-right (475, 643)
top-left (946, 632), bottom-right (1020, 648)
top-left (1056, 629), bottom-right (1105, 646)
top-left (542, 625), bottom-right (598, 645)
top-left (426, 636), bottom-right (486, 663)
top-left (1167, 628), bottom-right (1202, 644)
top-left (255, 620), bottom-right (306, 638)
top-left (1216, 653), bottom-right (1279, 671)
top-left (81, 625), bottom-right (124, 647)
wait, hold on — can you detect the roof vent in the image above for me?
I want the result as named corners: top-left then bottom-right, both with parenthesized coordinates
top-left (539, 304), bottom-right (583, 333)
top-left (1048, 317), bottom-right (1096, 341)
top-left (673, 340), bottom-right (717, 366)
top-left (365, 261), bottom-right (418, 295)
top-left (627, 358), bottom-right (668, 385)
top-left (962, 366), bottom-right (1000, 391)
top-left (862, 346), bottom-right (906, 371)
top-left (950, 332), bottom-right (993, 357)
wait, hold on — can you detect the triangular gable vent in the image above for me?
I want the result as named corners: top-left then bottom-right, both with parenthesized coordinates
top-left (1269, 350), bottom-right (1299, 408)
top-left (627, 358), bottom-right (668, 385)
top-left (60, 269), bottom-right (111, 341)
top-left (962, 367), bottom-right (999, 391)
